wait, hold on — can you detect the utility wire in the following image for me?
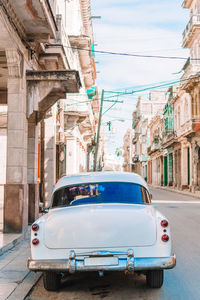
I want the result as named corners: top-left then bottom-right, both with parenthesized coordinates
top-left (46, 44), bottom-right (191, 61)
top-left (102, 74), bottom-right (200, 100)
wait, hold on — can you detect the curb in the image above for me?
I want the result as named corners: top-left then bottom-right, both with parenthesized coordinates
top-left (149, 185), bottom-right (200, 200)
top-left (7, 271), bottom-right (42, 300)
top-left (0, 228), bottom-right (30, 256)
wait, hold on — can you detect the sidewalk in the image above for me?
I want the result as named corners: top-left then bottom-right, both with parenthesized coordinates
top-left (150, 184), bottom-right (200, 199)
top-left (0, 234), bottom-right (41, 300)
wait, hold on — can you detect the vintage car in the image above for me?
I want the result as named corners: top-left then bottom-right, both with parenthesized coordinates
top-left (28, 172), bottom-right (176, 291)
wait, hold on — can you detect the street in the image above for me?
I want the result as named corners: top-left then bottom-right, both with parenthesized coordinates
top-left (27, 188), bottom-right (200, 300)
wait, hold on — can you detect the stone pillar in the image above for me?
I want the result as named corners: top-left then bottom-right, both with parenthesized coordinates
top-left (152, 159), bottom-right (155, 185)
top-left (160, 156), bottom-right (164, 186)
top-left (191, 141), bottom-right (198, 191)
top-left (174, 150), bottom-right (177, 187)
top-left (43, 115), bottom-right (56, 208)
top-left (181, 143), bottom-right (188, 189)
top-left (172, 151), bottom-right (176, 187)
top-left (27, 120), bottom-right (39, 224)
top-left (181, 142), bottom-right (185, 188)
top-left (4, 49), bottom-right (28, 233)
top-left (65, 115), bottom-right (80, 175)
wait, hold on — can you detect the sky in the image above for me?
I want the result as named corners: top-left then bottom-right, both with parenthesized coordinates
top-left (91, 0), bottom-right (189, 159)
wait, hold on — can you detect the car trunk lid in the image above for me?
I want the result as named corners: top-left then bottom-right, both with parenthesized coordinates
top-left (44, 204), bottom-right (157, 249)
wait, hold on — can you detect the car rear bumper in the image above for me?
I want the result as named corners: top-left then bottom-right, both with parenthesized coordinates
top-left (28, 250), bottom-right (176, 273)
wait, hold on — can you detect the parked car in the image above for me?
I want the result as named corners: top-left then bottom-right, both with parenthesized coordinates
top-left (28, 172), bottom-right (176, 291)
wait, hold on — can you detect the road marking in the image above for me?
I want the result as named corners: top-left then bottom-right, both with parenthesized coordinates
top-left (152, 200), bottom-right (200, 204)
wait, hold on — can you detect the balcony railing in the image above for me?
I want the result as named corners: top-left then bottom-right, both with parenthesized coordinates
top-left (182, 14), bottom-right (200, 47)
top-left (181, 58), bottom-right (200, 81)
top-left (162, 129), bottom-right (176, 145)
top-left (147, 140), bottom-right (161, 154)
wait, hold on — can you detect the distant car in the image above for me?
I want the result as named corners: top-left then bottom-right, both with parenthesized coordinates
top-left (28, 172), bottom-right (176, 291)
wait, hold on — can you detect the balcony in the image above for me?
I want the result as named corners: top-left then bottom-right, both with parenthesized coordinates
top-left (9, 0), bottom-right (57, 41)
top-left (151, 142), bottom-right (160, 152)
top-left (182, 15), bottom-right (200, 48)
top-left (139, 154), bottom-right (149, 162)
top-left (181, 57), bottom-right (200, 81)
top-left (177, 119), bottom-right (200, 137)
top-left (162, 129), bottom-right (176, 146)
top-left (41, 15), bottom-right (76, 70)
top-left (148, 136), bottom-right (161, 155)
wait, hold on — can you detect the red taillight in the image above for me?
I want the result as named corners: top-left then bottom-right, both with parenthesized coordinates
top-left (32, 223), bottom-right (39, 231)
top-left (161, 219), bottom-right (168, 228)
top-left (32, 238), bottom-right (39, 245)
top-left (161, 234), bottom-right (169, 242)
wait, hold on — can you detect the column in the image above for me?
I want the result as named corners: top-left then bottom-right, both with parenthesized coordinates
top-left (160, 156), bottom-right (164, 186)
top-left (181, 143), bottom-right (188, 189)
top-left (65, 115), bottom-right (79, 175)
top-left (4, 49), bottom-right (28, 233)
top-left (27, 120), bottom-right (39, 223)
top-left (44, 115), bottom-right (56, 207)
top-left (191, 141), bottom-right (198, 191)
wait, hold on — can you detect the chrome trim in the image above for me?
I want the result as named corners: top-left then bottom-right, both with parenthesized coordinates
top-left (28, 252), bottom-right (176, 273)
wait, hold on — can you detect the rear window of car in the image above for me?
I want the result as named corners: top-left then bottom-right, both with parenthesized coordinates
top-left (52, 182), bottom-right (151, 208)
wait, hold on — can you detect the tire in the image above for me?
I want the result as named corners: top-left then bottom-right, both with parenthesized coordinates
top-left (43, 272), bottom-right (61, 291)
top-left (146, 270), bottom-right (164, 288)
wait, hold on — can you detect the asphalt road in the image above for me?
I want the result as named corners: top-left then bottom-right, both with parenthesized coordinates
top-left (28, 188), bottom-right (200, 300)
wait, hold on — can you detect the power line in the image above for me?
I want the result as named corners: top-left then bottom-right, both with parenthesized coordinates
top-left (46, 43), bottom-right (191, 61)
top-left (103, 74), bottom-right (200, 100)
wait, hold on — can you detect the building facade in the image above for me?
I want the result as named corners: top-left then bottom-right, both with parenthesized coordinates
top-left (123, 0), bottom-right (200, 194)
top-left (130, 91), bottom-right (167, 179)
top-left (0, 0), bottom-right (99, 233)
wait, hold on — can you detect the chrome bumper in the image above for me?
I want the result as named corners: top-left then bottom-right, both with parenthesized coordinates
top-left (28, 250), bottom-right (176, 273)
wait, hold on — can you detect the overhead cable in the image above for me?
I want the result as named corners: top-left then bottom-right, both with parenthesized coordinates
top-left (46, 43), bottom-right (191, 61)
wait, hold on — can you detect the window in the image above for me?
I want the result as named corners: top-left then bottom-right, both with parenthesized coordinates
top-left (52, 182), bottom-right (151, 207)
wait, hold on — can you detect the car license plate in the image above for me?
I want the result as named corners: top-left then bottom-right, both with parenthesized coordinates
top-left (84, 256), bottom-right (118, 267)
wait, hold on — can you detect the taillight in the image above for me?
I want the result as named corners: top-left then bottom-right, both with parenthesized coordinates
top-left (32, 238), bottom-right (39, 245)
top-left (161, 219), bottom-right (168, 228)
top-left (161, 234), bottom-right (169, 242)
top-left (32, 223), bottom-right (39, 231)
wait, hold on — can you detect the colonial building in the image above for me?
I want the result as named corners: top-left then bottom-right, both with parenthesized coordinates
top-left (0, 0), bottom-right (99, 233)
top-left (169, 0), bottom-right (200, 192)
top-left (147, 115), bottom-right (164, 186)
top-left (131, 91), bottom-right (167, 179)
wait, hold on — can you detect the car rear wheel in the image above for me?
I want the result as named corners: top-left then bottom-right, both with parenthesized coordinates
top-left (43, 272), bottom-right (61, 291)
top-left (146, 270), bottom-right (164, 288)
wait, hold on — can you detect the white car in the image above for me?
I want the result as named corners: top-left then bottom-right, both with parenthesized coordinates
top-left (28, 172), bottom-right (176, 291)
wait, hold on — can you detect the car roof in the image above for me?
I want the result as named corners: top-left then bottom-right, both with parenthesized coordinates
top-left (52, 172), bottom-right (150, 194)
